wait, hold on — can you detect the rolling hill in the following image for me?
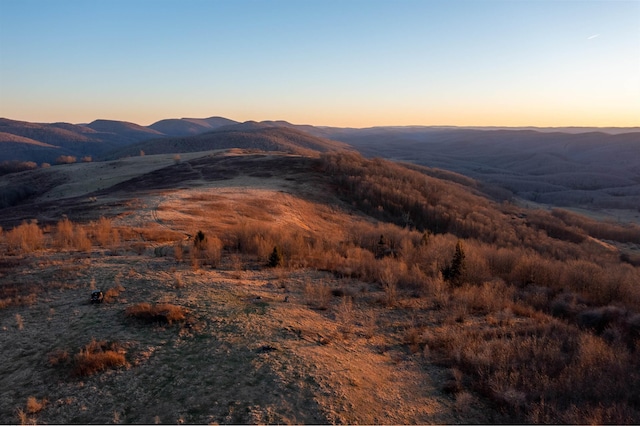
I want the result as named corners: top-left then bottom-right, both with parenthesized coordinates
top-left (1, 148), bottom-right (639, 424)
top-left (84, 119), bottom-right (164, 142)
top-left (319, 126), bottom-right (640, 212)
top-left (0, 116), bottom-right (242, 164)
top-left (148, 116), bottom-right (238, 136)
top-left (102, 121), bottom-right (353, 159)
top-left (2, 115), bottom-right (639, 217)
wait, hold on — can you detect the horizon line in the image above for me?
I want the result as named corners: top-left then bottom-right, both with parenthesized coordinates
top-left (2, 115), bottom-right (639, 131)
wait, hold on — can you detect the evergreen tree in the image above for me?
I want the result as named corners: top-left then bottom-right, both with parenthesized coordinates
top-left (268, 246), bottom-right (283, 267)
top-left (442, 240), bottom-right (465, 285)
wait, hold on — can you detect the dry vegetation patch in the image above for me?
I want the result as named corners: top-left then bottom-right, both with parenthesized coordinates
top-left (73, 342), bottom-right (127, 377)
top-left (49, 339), bottom-right (128, 377)
top-left (125, 302), bottom-right (187, 324)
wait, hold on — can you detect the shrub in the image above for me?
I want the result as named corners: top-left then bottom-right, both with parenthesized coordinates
top-left (92, 217), bottom-right (119, 247)
top-left (103, 284), bottom-right (125, 303)
top-left (125, 303), bottom-right (187, 324)
top-left (26, 396), bottom-right (47, 414)
top-left (304, 281), bottom-right (332, 310)
top-left (336, 297), bottom-right (355, 335)
top-left (203, 235), bottom-right (223, 266)
top-left (0, 160), bottom-right (37, 176)
top-left (6, 221), bottom-right (44, 252)
top-left (55, 155), bottom-right (76, 164)
top-left (191, 231), bottom-right (222, 267)
top-left (72, 226), bottom-right (92, 252)
top-left (194, 230), bottom-right (206, 250)
top-left (55, 218), bottom-right (74, 249)
top-left (71, 339), bottom-right (126, 376)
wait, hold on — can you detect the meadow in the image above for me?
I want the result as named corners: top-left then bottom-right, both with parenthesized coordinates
top-left (0, 151), bottom-right (639, 424)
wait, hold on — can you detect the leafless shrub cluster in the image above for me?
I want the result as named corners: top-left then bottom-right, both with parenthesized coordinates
top-left (308, 152), bottom-right (640, 421)
top-left (48, 339), bottom-right (127, 377)
top-left (25, 396), bottom-right (47, 414)
top-left (552, 208), bottom-right (640, 244)
top-left (125, 303), bottom-right (187, 325)
top-left (55, 155), bottom-right (76, 164)
top-left (303, 280), bottom-right (332, 310)
top-left (0, 217), bottom-right (124, 256)
top-left (5, 221), bottom-right (43, 253)
top-left (89, 217), bottom-right (120, 246)
top-left (54, 218), bottom-right (91, 251)
top-left (72, 339), bottom-right (127, 376)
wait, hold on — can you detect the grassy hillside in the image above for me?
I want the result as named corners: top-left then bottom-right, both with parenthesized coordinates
top-left (324, 127), bottom-right (640, 214)
top-left (103, 123), bottom-right (352, 159)
top-left (0, 118), bottom-right (146, 164)
top-left (0, 150), bottom-right (639, 423)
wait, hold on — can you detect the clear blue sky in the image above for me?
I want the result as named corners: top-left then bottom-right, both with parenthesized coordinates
top-left (1, 0), bottom-right (638, 127)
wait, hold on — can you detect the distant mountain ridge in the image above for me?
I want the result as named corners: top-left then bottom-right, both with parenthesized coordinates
top-left (2, 115), bottom-right (638, 164)
top-left (149, 117), bottom-right (238, 137)
top-left (102, 121), bottom-right (352, 159)
top-left (2, 115), bottom-right (639, 212)
top-left (0, 116), bottom-right (240, 163)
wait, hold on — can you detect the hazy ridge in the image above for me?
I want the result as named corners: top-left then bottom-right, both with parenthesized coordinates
top-left (1, 115), bottom-right (639, 216)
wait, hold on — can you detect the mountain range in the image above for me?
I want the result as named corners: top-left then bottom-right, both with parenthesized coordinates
top-left (0, 116), bottom-right (239, 163)
top-left (1, 115), bottom-right (639, 214)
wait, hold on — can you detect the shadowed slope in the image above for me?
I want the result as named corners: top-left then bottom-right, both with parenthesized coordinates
top-left (102, 122), bottom-right (352, 159)
top-left (149, 116), bottom-right (239, 136)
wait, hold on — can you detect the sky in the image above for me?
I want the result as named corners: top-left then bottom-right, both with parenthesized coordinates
top-left (0, 0), bottom-right (639, 128)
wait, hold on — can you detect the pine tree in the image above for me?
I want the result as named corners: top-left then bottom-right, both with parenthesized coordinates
top-left (268, 246), bottom-right (283, 267)
top-left (443, 240), bottom-right (465, 285)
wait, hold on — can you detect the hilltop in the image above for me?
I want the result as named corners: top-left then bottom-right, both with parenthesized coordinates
top-left (1, 116), bottom-right (638, 221)
top-left (1, 148), bottom-right (639, 424)
top-left (102, 122), bottom-right (352, 159)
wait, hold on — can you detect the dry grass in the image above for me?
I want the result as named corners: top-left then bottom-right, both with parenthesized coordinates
top-left (47, 349), bottom-right (69, 367)
top-left (2, 151), bottom-right (640, 424)
top-left (71, 340), bottom-right (127, 377)
top-left (104, 283), bottom-right (125, 303)
top-left (91, 216), bottom-right (120, 247)
top-left (304, 280), bottom-right (332, 310)
top-left (25, 397), bottom-right (47, 414)
top-left (5, 221), bottom-right (43, 253)
top-left (15, 313), bottom-right (24, 330)
top-left (125, 303), bottom-right (187, 324)
top-left (15, 408), bottom-right (31, 425)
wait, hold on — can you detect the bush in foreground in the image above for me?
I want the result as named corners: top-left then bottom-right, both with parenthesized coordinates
top-left (48, 340), bottom-right (127, 377)
top-left (125, 303), bottom-right (187, 324)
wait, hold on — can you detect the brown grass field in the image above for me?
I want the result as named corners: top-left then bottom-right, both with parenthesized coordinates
top-left (1, 150), bottom-right (639, 424)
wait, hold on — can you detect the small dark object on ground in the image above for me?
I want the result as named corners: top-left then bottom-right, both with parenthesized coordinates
top-left (256, 345), bottom-right (277, 353)
top-left (91, 290), bottom-right (104, 304)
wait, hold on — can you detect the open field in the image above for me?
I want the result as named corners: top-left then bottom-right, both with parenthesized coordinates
top-left (1, 245), bottom-right (493, 424)
top-left (0, 155), bottom-right (492, 424)
top-left (1, 150), bottom-right (639, 424)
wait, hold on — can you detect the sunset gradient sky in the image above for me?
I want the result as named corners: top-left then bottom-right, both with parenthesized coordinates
top-left (1, 0), bottom-right (638, 127)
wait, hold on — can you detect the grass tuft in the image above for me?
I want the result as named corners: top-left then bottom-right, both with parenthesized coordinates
top-left (126, 303), bottom-right (187, 324)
